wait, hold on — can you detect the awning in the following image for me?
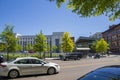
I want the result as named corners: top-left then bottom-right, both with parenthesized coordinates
top-left (76, 48), bottom-right (90, 50)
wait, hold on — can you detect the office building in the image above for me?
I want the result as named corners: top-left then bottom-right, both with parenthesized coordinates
top-left (102, 23), bottom-right (120, 53)
top-left (16, 32), bottom-right (64, 52)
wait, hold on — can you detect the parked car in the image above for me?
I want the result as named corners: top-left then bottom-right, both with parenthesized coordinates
top-left (60, 52), bottom-right (83, 61)
top-left (0, 57), bottom-right (60, 78)
top-left (94, 54), bottom-right (100, 59)
top-left (77, 65), bottom-right (120, 80)
top-left (0, 55), bottom-right (4, 63)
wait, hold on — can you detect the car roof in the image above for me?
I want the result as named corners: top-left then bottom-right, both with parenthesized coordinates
top-left (16, 57), bottom-right (39, 60)
top-left (96, 65), bottom-right (120, 75)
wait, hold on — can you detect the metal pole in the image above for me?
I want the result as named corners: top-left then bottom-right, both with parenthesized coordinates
top-left (50, 37), bottom-right (52, 58)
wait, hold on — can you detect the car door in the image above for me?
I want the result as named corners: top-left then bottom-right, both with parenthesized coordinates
top-left (14, 59), bottom-right (33, 75)
top-left (31, 59), bottom-right (48, 74)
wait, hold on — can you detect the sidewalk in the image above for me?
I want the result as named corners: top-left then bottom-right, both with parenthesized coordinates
top-left (107, 54), bottom-right (120, 58)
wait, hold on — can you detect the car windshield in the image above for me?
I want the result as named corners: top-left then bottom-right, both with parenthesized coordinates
top-left (78, 71), bottom-right (118, 80)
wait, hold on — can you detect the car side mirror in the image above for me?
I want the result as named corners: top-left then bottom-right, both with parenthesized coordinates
top-left (41, 62), bottom-right (44, 66)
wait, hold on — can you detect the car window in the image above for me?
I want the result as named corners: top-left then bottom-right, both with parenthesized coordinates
top-left (31, 59), bottom-right (43, 64)
top-left (15, 59), bottom-right (31, 64)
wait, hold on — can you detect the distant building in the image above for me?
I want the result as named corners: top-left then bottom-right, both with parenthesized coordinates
top-left (14, 33), bottom-right (21, 38)
top-left (75, 36), bottom-right (95, 54)
top-left (90, 32), bottom-right (102, 40)
top-left (16, 32), bottom-right (66, 53)
top-left (102, 23), bottom-right (120, 53)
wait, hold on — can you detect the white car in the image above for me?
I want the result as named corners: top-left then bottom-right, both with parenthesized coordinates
top-left (0, 57), bottom-right (60, 78)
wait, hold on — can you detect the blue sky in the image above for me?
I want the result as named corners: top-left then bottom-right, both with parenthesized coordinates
top-left (0, 0), bottom-right (120, 40)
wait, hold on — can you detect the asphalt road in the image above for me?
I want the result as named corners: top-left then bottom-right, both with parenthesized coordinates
top-left (1, 55), bottom-right (120, 80)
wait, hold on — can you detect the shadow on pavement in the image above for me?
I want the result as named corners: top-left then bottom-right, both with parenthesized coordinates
top-left (0, 76), bottom-right (9, 80)
top-left (1, 74), bottom-right (58, 80)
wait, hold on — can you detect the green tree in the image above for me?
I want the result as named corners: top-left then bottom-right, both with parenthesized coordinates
top-left (96, 38), bottom-right (109, 54)
top-left (34, 31), bottom-right (47, 58)
top-left (50, 0), bottom-right (120, 21)
top-left (47, 44), bottom-right (50, 53)
top-left (61, 32), bottom-right (74, 53)
top-left (0, 43), bottom-right (5, 52)
top-left (1, 24), bottom-right (18, 60)
top-left (25, 43), bottom-right (33, 52)
top-left (16, 44), bottom-right (22, 52)
top-left (52, 45), bottom-right (57, 53)
top-left (91, 40), bottom-right (99, 53)
top-left (91, 38), bottom-right (109, 54)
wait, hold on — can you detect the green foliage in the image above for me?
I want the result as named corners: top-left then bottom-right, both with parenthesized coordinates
top-left (16, 44), bottom-right (22, 52)
top-left (61, 32), bottom-right (74, 53)
top-left (50, 0), bottom-right (120, 21)
top-left (25, 43), bottom-right (33, 51)
top-left (47, 44), bottom-right (50, 53)
top-left (91, 38), bottom-right (109, 54)
top-left (52, 45), bottom-right (57, 52)
top-left (96, 38), bottom-right (109, 53)
top-left (0, 43), bottom-right (6, 52)
top-left (91, 40), bottom-right (98, 52)
top-left (33, 31), bottom-right (47, 58)
top-left (1, 24), bottom-right (18, 53)
top-left (2, 53), bottom-right (60, 60)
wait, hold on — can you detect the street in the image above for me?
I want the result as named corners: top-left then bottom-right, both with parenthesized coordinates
top-left (1, 55), bottom-right (120, 80)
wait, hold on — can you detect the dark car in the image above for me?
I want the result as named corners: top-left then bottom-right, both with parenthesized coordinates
top-left (77, 65), bottom-right (120, 80)
top-left (94, 54), bottom-right (100, 59)
top-left (0, 55), bottom-right (4, 63)
top-left (60, 52), bottom-right (83, 61)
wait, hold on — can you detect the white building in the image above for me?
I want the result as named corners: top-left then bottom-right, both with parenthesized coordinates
top-left (16, 32), bottom-right (64, 52)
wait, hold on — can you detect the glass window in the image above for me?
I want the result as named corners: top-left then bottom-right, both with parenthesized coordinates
top-left (78, 72), bottom-right (117, 80)
top-left (31, 59), bottom-right (42, 64)
top-left (15, 59), bottom-right (31, 64)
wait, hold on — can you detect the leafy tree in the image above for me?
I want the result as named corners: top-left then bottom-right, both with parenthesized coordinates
top-left (50, 0), bottom-right (120, 20)
top-left (47, 44), bottom-right (50, 53)
top-left (61, 32), bottom-right (74, 53)
top-left (96, 38), bottom-right (109, 54)
top-left (52, 45), bottom-right (57, 52)
top-left (25, 43), bottom-right (33, 52)
top-left (91, 40), bottom-right (98, 53)
top-left (91, 38), bottom-right (109, 54)
top-left (33, 31), bottom-right (47, 58)
top-left (16, 44), bottom-right (22, 52)
top-left (1, 24), bottom-right (18, 60)
top-left (0, 43), bottom-right (6, 52)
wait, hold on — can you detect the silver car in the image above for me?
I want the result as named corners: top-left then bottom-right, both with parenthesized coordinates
top-left (0, 57), bottom-right (60, 78)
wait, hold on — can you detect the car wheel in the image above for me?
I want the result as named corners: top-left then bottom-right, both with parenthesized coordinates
top-left (8, 70), bottom-right (19, 78)
top-left (47, 67), bottom-right (56, 75)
